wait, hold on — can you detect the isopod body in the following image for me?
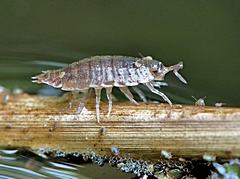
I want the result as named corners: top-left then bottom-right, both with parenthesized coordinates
top-left (32, 55), bottom-right (187, 122)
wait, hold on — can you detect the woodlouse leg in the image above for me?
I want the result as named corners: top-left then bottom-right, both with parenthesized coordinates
top-left (132, 86), bottom-right (148, 103)
top-left (106, 87), bottom-right (113, 117)
top-left (145, 82), bottom-right (172, 106)
top-left (152, 81), bottom-right (168, 88)
top-left (67, 91), bottom-right (79, 109)
top-left (76, 90), bottom-right (89, 114)
top-left (119, 87), bottom-right (139, 105)
top-left (95, 88), bottom-right (102, 123)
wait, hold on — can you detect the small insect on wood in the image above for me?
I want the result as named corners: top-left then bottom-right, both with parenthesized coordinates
top-left (192, 96), bottom-right (206, 106)
top-left (32, 55), bottom-right (187, 122)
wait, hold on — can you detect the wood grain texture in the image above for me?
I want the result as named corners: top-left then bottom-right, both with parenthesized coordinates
top-left (0, 93), bottom-right (240, 161)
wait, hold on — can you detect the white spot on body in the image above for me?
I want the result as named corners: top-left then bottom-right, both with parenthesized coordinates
top-left (137, 67), bottom-right (154, 83)
top-left (107, 67), bottom-right (113, 82)
top-left (96, 65), bottom-right (101, 82)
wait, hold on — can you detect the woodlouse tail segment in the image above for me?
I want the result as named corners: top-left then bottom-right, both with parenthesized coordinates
top-left (31, 72), bottom-right (47, 84)
top-left (31, 70), bottom-right (65, 88)
top-left (166, 62), bottom-right (188, 84)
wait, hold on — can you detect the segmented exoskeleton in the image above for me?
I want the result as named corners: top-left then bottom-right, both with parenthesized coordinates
top-left (32, 55), bottom-right (187, 122)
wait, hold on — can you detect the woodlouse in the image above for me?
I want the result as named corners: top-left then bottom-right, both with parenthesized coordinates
top-left (192, 96), bottom-right (206, 106)
top-left (32, 55), bottom-right (187, 122)
top-left (215, 102), bottom-right (226, 107)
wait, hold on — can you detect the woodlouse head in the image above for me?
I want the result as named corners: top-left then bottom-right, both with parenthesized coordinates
top-left (32, 69), bottom-right (65, 88)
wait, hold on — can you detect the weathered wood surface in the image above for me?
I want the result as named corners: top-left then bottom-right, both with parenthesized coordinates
top-left (0, 93), bottom-right (240, 161)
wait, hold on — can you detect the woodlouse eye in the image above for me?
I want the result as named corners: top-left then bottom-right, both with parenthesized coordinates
top-left (150, 63), bottom-right (158, 71)
top-left (158, 63), bottom-right (163, 70)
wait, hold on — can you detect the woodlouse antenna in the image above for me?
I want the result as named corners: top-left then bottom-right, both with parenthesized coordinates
top-left (166, 61), bottom-right (187, 84)
top-left (192, 96), bottom-right (206, 101)
top-left (192, 96), bottom-right (198, 101)
top-left (138, 52), bottom-right (144, 58)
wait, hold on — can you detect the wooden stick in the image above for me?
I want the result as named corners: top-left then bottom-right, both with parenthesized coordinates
top-left (0, 93), bottom-right (240, 161)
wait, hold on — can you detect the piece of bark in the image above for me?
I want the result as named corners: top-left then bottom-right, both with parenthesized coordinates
top-left (0, 93), bottom-right (239, 161)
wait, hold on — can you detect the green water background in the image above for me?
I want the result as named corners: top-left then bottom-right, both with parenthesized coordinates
top-left (0, 0), bottom-right (239, 106)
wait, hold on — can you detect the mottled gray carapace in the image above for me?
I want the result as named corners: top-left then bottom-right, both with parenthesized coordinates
top-left (32, 55), bottom-right (187, 122)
